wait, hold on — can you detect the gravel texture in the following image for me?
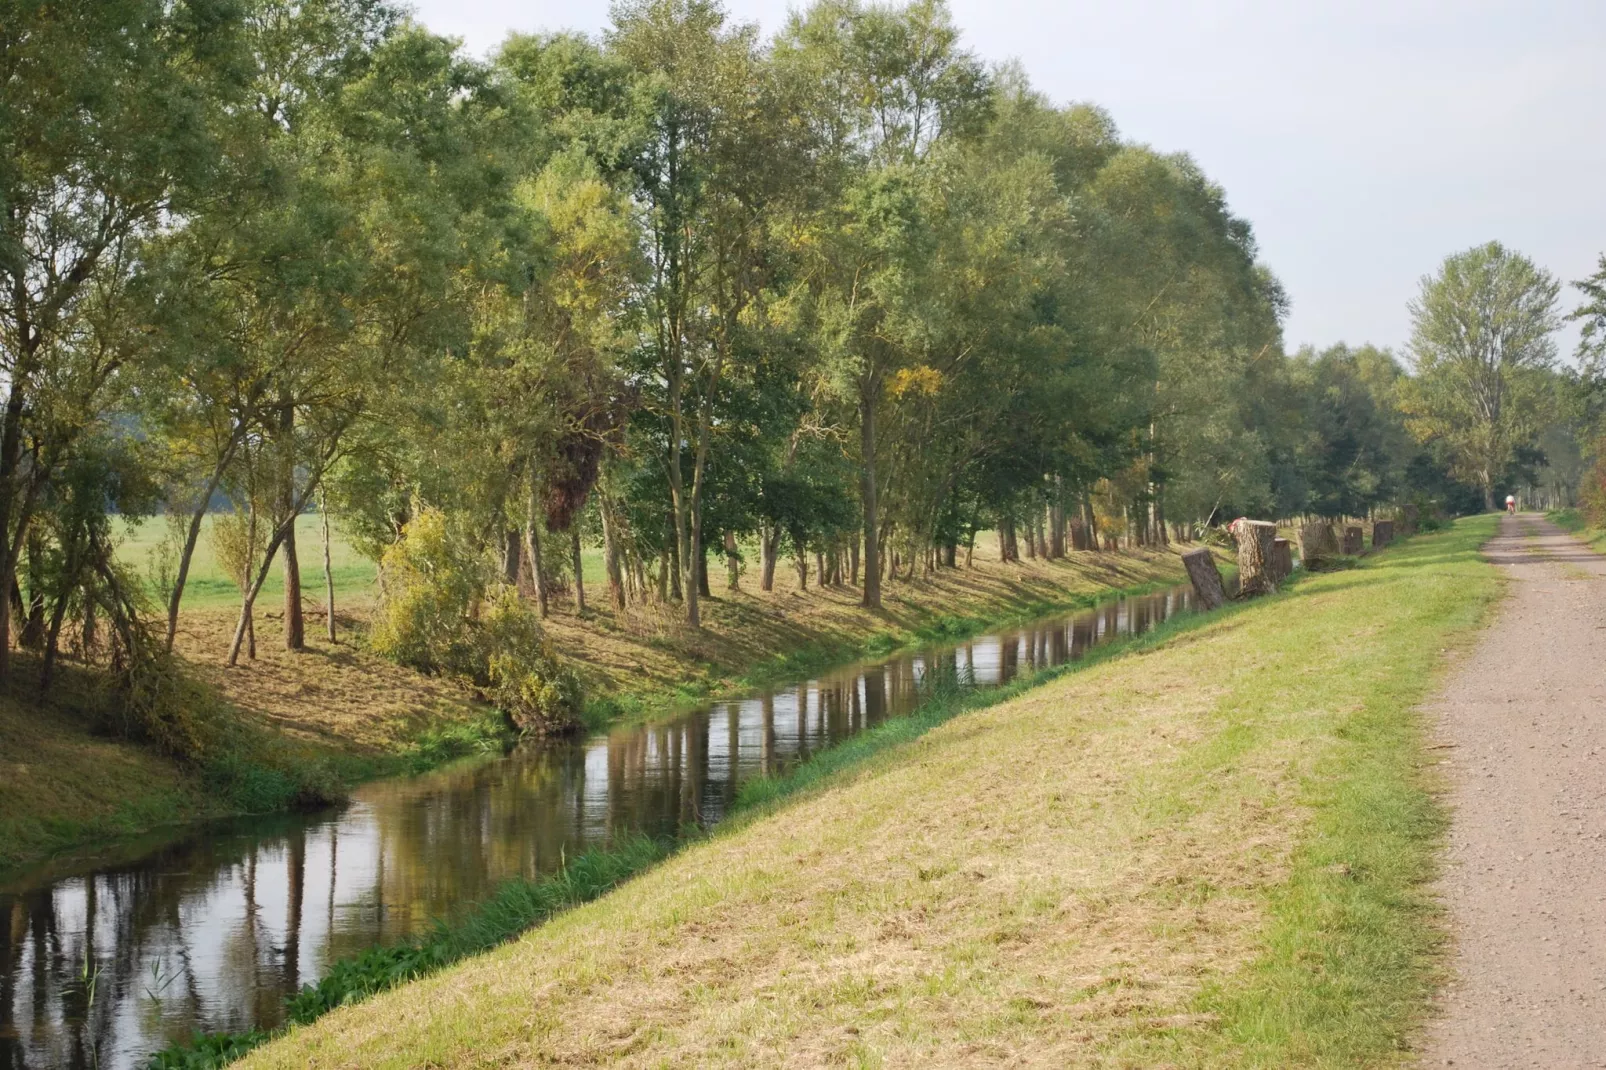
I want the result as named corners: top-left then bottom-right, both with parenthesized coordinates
top-left (1425, 514), bottom-right (1606, 1068)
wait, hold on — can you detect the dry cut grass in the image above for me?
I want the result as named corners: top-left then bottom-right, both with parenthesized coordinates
top-left (242, 518), bottom-right (1501, 1068)
top-left (171, 608), bottom-right (485, 755)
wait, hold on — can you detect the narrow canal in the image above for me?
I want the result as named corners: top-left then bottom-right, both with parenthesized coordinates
top-left (0, 582), bottom-right (1200, 1069)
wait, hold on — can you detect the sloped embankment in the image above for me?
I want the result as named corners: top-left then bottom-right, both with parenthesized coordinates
top-left (243, 517), bottom-right (1499, 1069)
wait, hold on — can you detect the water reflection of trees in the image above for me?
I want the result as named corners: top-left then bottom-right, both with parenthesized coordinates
top-left (1, 585), bottom-right (1192, 1070)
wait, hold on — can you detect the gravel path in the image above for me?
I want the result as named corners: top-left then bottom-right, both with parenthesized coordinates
top-left (1425, 514), bottom-right (1606, 1068)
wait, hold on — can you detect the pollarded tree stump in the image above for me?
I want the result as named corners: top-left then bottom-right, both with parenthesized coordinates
top-left (1298, 520), bottom-right (1339, 570)
top-left (1271, 537), bottom-right (1293, 582)
top-left (1397, 504), bottom-right (1419, 536)
top-left (1182, 547), bottom-right (1227, 610)
top-left (1342, 525), bottom-right (1363, 555)
top-left (1373, 519), bottom-right (1395, 550)
top-left (1235, 520), bottom-right (1279, 597)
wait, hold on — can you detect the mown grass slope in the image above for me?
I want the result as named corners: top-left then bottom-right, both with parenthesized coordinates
top-left (242, 516), bottom-right (1500, 1069)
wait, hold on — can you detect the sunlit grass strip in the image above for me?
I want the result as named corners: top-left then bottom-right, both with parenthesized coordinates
top-left (1192, 514), bottom-right (1500, 1065)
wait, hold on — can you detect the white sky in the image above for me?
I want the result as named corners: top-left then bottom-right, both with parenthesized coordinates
top-left (406, 0), bottom-right (1606, 359)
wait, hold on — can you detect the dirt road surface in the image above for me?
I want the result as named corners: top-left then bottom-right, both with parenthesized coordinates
top-left (1425, 514), bottom-right (1606, 1068)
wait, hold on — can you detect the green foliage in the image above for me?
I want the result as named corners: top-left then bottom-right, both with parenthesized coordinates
top-left (369, 507), bottom-right (491, 676)
top-left (370, 508), bottom-right (583, 733)
top-left (1401, 242), bottom-right (1563, 508)
top-left (480, 591), bottom-right (584, 733)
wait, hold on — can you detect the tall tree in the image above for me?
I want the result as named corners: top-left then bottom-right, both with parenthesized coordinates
top-left (1402, 242), bottom-right (1561, 510)
top-left (777, 0), bottom-right (988, 608)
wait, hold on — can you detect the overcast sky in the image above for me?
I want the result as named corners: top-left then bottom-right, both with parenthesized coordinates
top-left (407, 0), bottom-right (1606, 359)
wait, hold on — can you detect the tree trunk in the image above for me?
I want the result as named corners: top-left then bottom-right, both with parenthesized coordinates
top-left (1342, 525), bottom-right (1363, 555)
top-left (19, 532), bottom-right (43, 650)
top-left (1297, 520), bottom-right (1339, 571)
top-left (1271, 537), bottom-right (1292, 582)
top-left (1235, 520), bottom-right (1279, 597)
top-left (850, 534), bottom-right (860, 586)
top-left (1372, 520), bottom-right (1395, 550)
top-left (322, 490), bottom-right (336, 643)
top-left (0, 373), bottom-right (33, 682)
top-left (860, 385), bottom-right (881, 609)
top-left (794, 539), bottom-right (808, 590)
top-left (697, 543), bottom-right (711, 599)
top-left (502, 528), bottom-right (521, 585)
top-left (569, 526), bottom-right (587, 613)
top-left (999, 513), bottom-right (1016, 562)
top-left (724, 531), bottom-right (740, 590)
top-left (1050, 479), bottom-right (1066, 559)
top-left (1182, 547), bottom-right (1227, 611)
top-left (227, 507), bottom-right (303, 666)
top-left (760, 524), bottom-right (779, 591)
top-left (282, 517), bottom-right (304, 651)
top-left (601, 501), bottom-right (626, 611)
top-left (279, 397), bottom-right (304, 652)
top-left (668, 521), bottom-right (683, 602)
top-left (165, 452), bottom-right (235, 652)
top-left (525, 485), bottom-right (548, 618)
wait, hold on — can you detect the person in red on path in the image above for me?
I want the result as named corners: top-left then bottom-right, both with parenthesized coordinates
top-left (1506, 494), bottom-right (1516, 515)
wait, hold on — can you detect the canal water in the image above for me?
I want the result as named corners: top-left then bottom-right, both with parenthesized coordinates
top-left (0, 582), bottom-right (1200, 1069)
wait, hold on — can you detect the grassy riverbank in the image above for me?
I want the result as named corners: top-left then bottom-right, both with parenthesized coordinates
top-left (2, 536), bottom-right (1204, 874)
top-left (240, 516), bottom-right (1500, 1069)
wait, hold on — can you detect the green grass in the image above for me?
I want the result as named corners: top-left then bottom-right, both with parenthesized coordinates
top-left (238, 517), bottom-right (1502, 1068)
top-left (117, 514), bottom-right (379, 608)
top-left (117, 513), bottom-right (615, 608)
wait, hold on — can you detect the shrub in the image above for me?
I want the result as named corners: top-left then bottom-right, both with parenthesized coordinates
top-left (479, 591), bottom-right (583, 734)
top-left (369, 507), bottom-right (583, 735)
top-left (369, 507), bottom-right (489, 676)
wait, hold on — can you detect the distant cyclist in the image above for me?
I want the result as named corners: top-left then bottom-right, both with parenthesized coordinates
top-left (1505, 494), bottom-right (1516, 516)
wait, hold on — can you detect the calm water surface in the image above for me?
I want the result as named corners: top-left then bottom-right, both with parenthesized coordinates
top-left (0, 583), bottom-right (1199, 1069)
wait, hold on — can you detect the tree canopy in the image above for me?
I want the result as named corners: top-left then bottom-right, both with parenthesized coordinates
top-left (0, 0), bottom-right (1564, 742)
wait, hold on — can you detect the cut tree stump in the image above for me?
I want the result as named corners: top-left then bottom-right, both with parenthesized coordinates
top-left (1373, 519), bottom-right (1394, 550)
top-left (1182, 547), bottom-right (1227, 610)
top-left (1343, 525), bottom-right (1363, 555)
top-left (1299, 521), bottom-right (1339, 570)
top-left (1271, 537), bottom-right (1293, 582)
top-left (1236, 520), bottom-right (1279, 597)
top-left (1398, 504), bottom-right (1419, 536)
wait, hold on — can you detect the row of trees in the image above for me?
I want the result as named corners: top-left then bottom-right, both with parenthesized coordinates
top-left (1, 0), bottom-right (1584, 733)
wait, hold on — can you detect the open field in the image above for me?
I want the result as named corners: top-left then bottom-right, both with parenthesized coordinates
top-left (241, 517), bottom-right (1501, 1069)
top-left (116, 514), bottom-right (379, 609)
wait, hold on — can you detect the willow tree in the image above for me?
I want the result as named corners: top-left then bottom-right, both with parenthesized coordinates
top-left (1401, 242), bottom-right (1561, 511)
